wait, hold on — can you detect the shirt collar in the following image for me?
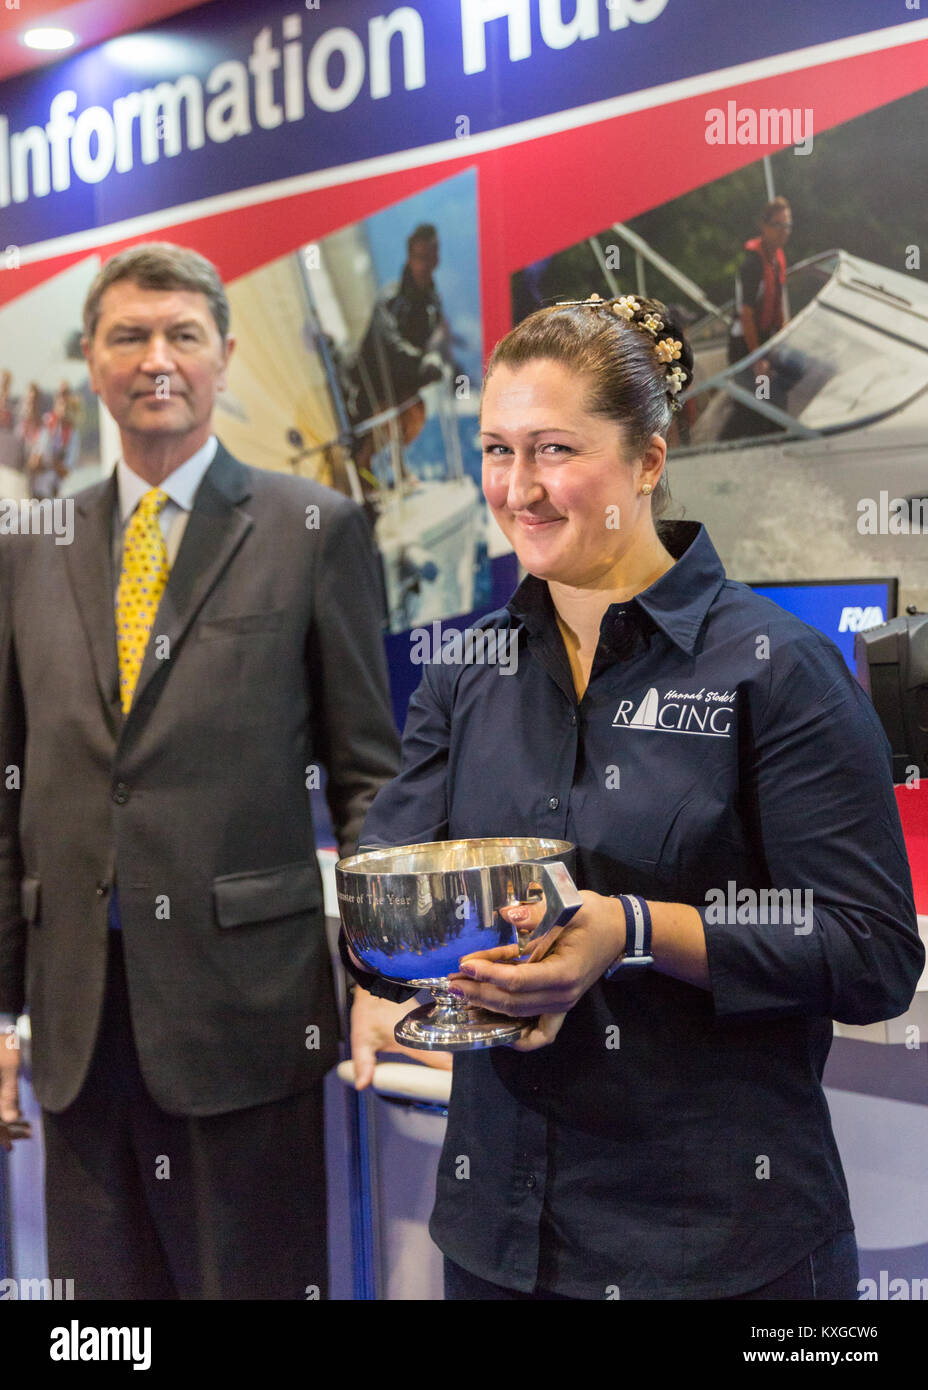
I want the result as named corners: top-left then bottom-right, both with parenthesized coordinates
top-left (506, 520), bottom-right (726, 657)
top-left (116, 434), bottom-right (218, 526)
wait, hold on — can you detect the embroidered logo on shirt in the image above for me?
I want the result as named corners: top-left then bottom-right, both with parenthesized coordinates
top-left (613, 686), bottom-right (736, 738)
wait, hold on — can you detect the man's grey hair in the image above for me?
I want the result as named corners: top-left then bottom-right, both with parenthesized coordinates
top-left (82, 242), bottom-right (230, 342)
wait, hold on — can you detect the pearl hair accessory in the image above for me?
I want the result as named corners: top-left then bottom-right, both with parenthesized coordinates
top-left (655, 337), bottom-right (683, 364)
top-left (554, 293), bottom-right (690, 410)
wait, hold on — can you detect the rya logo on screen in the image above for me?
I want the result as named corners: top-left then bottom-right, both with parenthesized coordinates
top-left (838, 606), bottom-right (884, 634)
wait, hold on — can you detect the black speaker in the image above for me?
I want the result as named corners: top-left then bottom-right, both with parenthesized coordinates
top-left (855, 613), bottom-right (928, 783)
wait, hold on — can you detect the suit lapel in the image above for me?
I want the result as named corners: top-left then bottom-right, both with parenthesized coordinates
top-left (122, 444), bottom-right (254, 727)
top-left (63, 472), bottom-right (121, 728)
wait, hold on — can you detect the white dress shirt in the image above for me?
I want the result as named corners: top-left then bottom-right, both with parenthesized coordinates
top-left (113, 434), bottom-right (218, 579)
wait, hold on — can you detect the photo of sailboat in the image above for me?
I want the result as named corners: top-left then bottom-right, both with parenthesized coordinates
top-left (663, 246), bottom-right (928, 600)
top-left (216, 170), bottom-right (493, 633)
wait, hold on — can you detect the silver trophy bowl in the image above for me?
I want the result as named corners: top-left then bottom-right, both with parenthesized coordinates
top-left (336, 837), bottom-right (582, 1050)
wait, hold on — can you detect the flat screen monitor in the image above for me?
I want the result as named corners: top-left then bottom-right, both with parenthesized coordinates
top-left (747, 578), bottom-right (898, 673)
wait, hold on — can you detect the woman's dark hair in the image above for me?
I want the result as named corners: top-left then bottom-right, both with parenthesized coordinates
top-left (482, 295), bottom-right (695, 519)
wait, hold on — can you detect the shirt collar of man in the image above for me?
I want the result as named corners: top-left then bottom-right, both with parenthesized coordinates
top-left (505, 520), bottom-right (727, 657)
top-left (116, 434), bottom-right (219, 526)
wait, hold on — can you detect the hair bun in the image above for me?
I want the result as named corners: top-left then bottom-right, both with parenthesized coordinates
top-left (605, 295), bottom-right (695, 405)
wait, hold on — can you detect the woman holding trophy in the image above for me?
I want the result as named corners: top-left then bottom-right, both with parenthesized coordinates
top-left (342, 293), bottom-right (923, 1300)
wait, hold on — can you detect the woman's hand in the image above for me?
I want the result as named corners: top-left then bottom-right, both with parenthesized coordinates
top-left (448, 890), bottom-right (626, 1052)
top-left (349, 985), bottom-right (453, 1089)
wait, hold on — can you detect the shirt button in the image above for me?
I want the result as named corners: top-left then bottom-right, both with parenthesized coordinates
top-left (526, 1174), bottom-right (537, 1190)
top-left (112, 783), bottom-right (130, 804)
top-left (547, 796), bottom-right (559, 811)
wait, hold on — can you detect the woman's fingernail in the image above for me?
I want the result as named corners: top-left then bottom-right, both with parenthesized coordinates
top-left (448, 988), bottom-right (468, 998)
top-left (459, 964), bottom-right (476, 977)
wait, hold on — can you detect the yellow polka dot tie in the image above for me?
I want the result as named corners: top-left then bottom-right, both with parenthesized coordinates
top-left (116, 488), bottom-right (170, 713)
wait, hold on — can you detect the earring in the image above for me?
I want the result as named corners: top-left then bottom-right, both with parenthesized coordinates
top-left (641, 483), bottom-right (653, 495)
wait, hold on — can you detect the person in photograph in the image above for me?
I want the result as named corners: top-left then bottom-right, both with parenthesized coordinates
top-left (14, 382), bottom-right (43, 473)
top-left (722, 197), bottom-right (799, 436)
top-left (0, 241), bottom-right (400, 1299)
top-left (28, 384), bottom-right (81, 499)
top-left (0, 369), bottom-right (15, 428)
top-left (728, 195), bottom-right (792, 370)
top-left (0, 371), bottom-right (19, 472)
top-left (342, 223), bottom-right (457, 490)
top-left (345, 293), bottom-right (923, 1300)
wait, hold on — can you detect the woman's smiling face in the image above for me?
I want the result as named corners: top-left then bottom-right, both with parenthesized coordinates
top-left (480, 358), bottom-right (665, 589)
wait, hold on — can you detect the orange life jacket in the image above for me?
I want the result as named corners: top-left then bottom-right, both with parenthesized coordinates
top-left (744, 236), bottom-right (786, 341)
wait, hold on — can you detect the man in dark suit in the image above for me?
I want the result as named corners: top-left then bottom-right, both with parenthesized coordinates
top-left (0, 242), bottom-right (400, 1298)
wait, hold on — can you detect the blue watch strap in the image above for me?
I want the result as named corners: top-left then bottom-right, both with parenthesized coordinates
top-left (604, 895), bottom-right (654, 976)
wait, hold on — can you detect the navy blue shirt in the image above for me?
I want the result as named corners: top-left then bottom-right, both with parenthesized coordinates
top-left (346, 520), bottom-right (923, 1299)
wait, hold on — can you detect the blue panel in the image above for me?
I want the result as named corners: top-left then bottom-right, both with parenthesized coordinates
top-left (750, 580), bottom-right (895, 672)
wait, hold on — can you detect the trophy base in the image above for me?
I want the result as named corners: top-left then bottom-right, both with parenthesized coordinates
top-left (396, 999), bottom-right (523, 1051)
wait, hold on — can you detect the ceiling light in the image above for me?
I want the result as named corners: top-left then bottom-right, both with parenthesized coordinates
top-left (21, 28), bottom-right (77, 52)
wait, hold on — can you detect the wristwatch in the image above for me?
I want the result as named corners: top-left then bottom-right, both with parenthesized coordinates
top-left (603, 895), bottom-right (654, 976)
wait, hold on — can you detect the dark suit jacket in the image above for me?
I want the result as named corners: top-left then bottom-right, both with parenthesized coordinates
top-left (0, 442), bottom-right (400, 1115)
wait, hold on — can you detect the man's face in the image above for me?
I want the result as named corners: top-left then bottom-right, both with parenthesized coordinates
top-left (763, 211), bottom-right (793, 251)
top-left (82, 280), bottom-right (233, 444)
top-left (407, 238), bottom-right (439, 288)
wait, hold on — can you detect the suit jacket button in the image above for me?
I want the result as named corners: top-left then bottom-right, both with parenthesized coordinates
top-left (112, 784), bottom-right (130, 804)
top-left (95, 881), bottom-right (109, 896)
